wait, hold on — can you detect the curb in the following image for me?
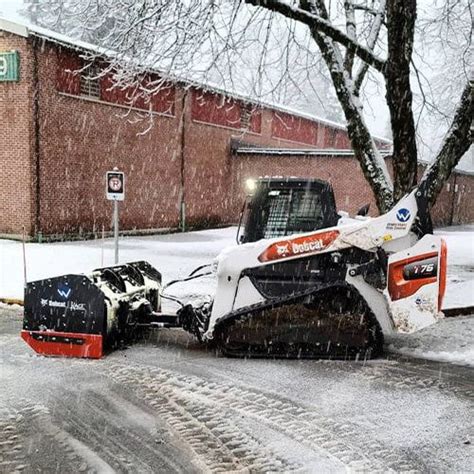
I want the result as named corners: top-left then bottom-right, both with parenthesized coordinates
top-left (444, 306), bottom-right (474, 317)
top-left (0, 298), bottom-right (24, 306)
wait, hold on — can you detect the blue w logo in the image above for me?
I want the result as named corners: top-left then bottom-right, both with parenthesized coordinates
top-left (57, 285), bottom-right (72, 299)
top-left (396, 208), bottom-right (411, 223)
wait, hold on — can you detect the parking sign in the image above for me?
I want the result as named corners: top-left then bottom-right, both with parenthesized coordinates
top-left (106, 171), bottom-right (125, 201)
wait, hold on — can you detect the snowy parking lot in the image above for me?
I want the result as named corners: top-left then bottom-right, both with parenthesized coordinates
top-left (0, 303), bottom-right (473, 472)
top-left (0, 225), bottom-right (473, 472)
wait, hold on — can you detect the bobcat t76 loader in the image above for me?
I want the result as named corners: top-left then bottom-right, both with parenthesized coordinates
top-left (21, 178), bottom-right (447, 359)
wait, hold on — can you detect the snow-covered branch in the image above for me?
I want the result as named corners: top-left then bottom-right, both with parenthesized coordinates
top-left (353, 0), bottom-right (386, 94)
top-left (23, 0), bottom-right (471, 213)
top-left (243, 0), bottom-right (387, 72)
top-left (300, 0), bottom-right (394, 212)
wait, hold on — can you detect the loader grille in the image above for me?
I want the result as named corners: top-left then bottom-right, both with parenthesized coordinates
top-left (263, 192), bottom-right (291, 238)
top-left (263, 189), bottom-right (323, 239)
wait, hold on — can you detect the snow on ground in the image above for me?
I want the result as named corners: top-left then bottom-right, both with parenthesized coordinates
top-left (1, 224), bottom-right (473, 366)
top-left (435, 225), bottom-right (474, 309)
top-left (1, 224), bottom-right (472, 307)
top-left (1, 303), bottom-right (473, 472)
top-left (386, 316), bottom-right (474, 367)
top-left (0, 227), bottom-right (237, 310)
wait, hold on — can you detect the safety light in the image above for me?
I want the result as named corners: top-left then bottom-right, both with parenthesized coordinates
top-left (245, 178), bottom-right (257, 194)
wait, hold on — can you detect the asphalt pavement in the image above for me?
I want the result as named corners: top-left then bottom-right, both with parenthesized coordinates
top-left (1, 304), bottom-right (473, 473)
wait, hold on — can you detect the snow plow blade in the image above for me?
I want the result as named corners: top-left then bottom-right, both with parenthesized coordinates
top-left (20, 331), bottom-right (103, 359)
top-left (21, 262), bottom-right (162, 359)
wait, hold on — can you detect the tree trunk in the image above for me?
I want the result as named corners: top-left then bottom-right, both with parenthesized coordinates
top-left (385, 0), bottom-right (418, 202)
top-left (302, 0), bottom-right (394, 213)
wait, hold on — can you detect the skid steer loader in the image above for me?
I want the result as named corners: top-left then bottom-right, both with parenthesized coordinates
top-left (21, 178), bottom-right (447, 359)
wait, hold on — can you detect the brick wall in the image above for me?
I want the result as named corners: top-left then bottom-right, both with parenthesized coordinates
top-left (184, 106), bottom-right (298, 227)
top-left (0, 31), bottom-right (472, 239)
top-left (453, 174), bottom-right (474, 225)
top-left (183, 105), bottom-right (366, 227)
top-left (429, 170), bottom-right (474, 227)
top-left (30, 42), bottom-right (348, 236)
top-left (35, 42), bottom-right (183, 236)
top-left (231, 152), bottom-right (379, 217)
top-left (0, 32), bottom-right (34, 236)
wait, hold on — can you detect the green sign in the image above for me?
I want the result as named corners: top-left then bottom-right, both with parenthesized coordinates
top-left (0, 51), bottom-right (20, 82)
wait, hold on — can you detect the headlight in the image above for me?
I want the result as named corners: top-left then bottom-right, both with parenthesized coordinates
top-left (245, 178), bottom-right (257, 193)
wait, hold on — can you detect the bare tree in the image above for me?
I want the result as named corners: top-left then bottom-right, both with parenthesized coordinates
top-left (25, 0), bottom-right (473, 213)
top-left (412, 0), bottom-right (472, 161)
top-left (242, 0), bottom-right (472, 211)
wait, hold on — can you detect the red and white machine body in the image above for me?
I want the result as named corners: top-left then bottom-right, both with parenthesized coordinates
top-left (205, 190), bottom-right (447, 340)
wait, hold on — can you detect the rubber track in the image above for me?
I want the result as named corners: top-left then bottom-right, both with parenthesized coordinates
top-left (213, 284), bottom-right (382, 359)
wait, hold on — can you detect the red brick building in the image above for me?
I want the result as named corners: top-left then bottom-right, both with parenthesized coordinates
top-left (1, 18), bottom-right (472, 240)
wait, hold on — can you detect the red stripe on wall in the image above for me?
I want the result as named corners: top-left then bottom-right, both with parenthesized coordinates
top-left (56, 49), bottom-right (81, 95)
top-left (191, 89), bottom-right (241, 129)
top-left (271, 111), bottom-right (318, 145)
top-left (249, 108), bottom-right (262, 134)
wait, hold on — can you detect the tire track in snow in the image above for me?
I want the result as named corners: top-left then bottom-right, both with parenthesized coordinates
top-left (0, 407), bottom-right (28, 473)
top-left (109, 364), bottom-right (305, 472)
top-left (0, 399), bottom-right (94, 473)
top-left (316, 359), bottom-right (474, 400)
top-left (107, 363), bottom-right (427, 472)
top-left (47, 388), bottom-right (197, 473)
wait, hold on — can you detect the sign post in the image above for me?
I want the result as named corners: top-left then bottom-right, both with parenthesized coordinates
top-left (113, 200), bottom-right (119, 264)
top-left (106, 169), bottom-right (125, 264)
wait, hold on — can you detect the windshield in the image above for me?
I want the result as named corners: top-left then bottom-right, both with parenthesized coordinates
top-left (260, 188), bottom-right (324, 239)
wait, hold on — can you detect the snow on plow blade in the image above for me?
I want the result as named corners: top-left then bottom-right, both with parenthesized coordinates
top-left (21, 262), bottom-right (162, 359)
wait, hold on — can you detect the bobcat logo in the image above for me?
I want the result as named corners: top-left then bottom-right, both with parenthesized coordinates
top-left (276, 244), bottom-right (290, 256)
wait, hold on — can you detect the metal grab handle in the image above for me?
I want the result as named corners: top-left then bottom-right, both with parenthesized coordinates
top-left (236, 197), bottom-right (250, 244)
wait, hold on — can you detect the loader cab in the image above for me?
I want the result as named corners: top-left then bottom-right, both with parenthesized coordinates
top-left (239, 177), bottom-right (339, 244)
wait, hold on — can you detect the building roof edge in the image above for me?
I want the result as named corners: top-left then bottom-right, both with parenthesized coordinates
top-left (0, 15), bottom-right (393, 145)
top-left (0, 17), bottom-right (28, 37)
